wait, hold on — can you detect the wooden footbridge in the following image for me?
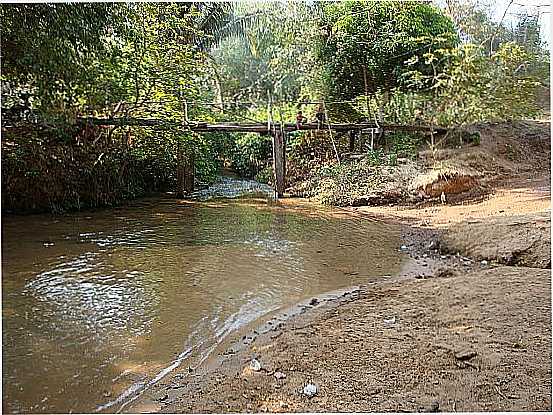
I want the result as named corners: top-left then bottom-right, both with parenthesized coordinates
top-left (78, 104), bottom-right (446, 197)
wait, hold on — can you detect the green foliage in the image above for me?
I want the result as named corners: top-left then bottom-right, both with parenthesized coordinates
top-left (229, 133), bottom-right (272, 178)
top-left (1, 2), bottom-right (238, 212)
top-left (444, 0), bottom-right (512, 49)
top-left (366, 148), bottom-right (384, 166)
top-left (2, 1), bottom-right (550, 212)
top-left (211, 1), bottom-right (320, 103)
top-left (403, 42), bottom-right (541, 129)
top-left (192, 132), bottom-right (225, 184)
top-left (1, 125), bottom-right (173, 213)
top-left (255, 165), bottom-right (273, 184)
top-left (443, 1), bottom-right (549, 89)
top-left (387, 131), bottom-right (424, 159)
top-left (214, 35), bottom-right (276, 101)
top-left (0, 3), bottom-right (118, 108)
top-left (0, 2), bottom-right (209, 123)
top-left (315, 1), bottom-right (458, 101)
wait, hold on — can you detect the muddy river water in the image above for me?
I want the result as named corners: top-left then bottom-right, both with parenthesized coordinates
top-left (2, 178), bottom-right (404, 413)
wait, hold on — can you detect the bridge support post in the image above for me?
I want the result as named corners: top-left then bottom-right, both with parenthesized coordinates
top-left (176, 140), bottom-right (185, 198)
top-left (348, 130), bottom-right (357, 152)
top-left (176, 139), bottom-right (194, 198)
top-left (184, 147), bottom-right (195, 193)
top-left (272, 129), bottom-right (286, 197)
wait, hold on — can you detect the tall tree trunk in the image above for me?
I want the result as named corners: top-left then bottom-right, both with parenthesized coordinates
top-left (362, 65), bottom-right (371, 120)
top-left (348, 130), bottom-right (356, 152)
top-left (378, 90), bottom-right (389, 124)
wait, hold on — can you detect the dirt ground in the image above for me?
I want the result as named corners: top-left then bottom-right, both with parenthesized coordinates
top-left (127, 121), bottom-right (551, 414)
top-left (355, 173), bottom-right (550, 228)
top-left (153, 266), bottom-right (550, 413)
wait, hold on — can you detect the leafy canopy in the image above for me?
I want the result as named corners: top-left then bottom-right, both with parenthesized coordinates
top-left (211, 1), bottom-right (321, 103)
top-left (316, 0), bottom-right (458, 99)
top-left (402, 42), bottom-right (542, 128)
top-left (0, 3), bottom-right (121, 110)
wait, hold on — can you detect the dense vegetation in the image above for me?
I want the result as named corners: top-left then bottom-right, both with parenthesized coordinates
top-left (1, 1), bottom-right (549, 212)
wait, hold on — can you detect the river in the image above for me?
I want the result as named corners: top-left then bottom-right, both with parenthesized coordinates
top-left (2, 176), bottom-right (404, 413)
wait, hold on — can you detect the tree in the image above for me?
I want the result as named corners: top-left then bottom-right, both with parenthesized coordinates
top-left (443, 0), bottom-right (512, 51)
top-left (1, 2), bottom-right (235, 209)
top-left (401, 42), bottom-right (541, 154)
top-left (315, 1), bottom-right (458, 102)
top-left (210, 1), bottom-right (321, 104)
top-left (0, 3), bottom-right (122, 114)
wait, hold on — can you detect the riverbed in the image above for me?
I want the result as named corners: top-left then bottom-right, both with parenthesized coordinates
top-left (2, 178), bottom-right (405, 413)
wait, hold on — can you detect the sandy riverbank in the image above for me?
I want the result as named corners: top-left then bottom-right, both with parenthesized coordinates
top-left (127, 171), bottom-right (551, 413)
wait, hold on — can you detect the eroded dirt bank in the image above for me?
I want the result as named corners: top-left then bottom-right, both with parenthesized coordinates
top-left (127, 169), bottom-right (551, 413)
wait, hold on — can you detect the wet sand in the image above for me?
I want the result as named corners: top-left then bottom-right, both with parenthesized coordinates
top-left (129, 173), bottom-right (551, 413)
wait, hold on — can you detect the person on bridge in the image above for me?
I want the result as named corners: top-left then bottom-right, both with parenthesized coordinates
top-left (296, 111), bottom-right (305, 129)
top-left (315, 103), bottom-right (326, 129)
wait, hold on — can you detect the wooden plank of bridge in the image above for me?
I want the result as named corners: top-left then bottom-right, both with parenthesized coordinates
top-left (272, 128), bottom-right (286, 197)
top-left (77, 117), bottom-right (449, 135)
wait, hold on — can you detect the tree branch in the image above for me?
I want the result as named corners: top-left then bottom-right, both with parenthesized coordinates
top-left (480, 0), bottom-right (514, 52)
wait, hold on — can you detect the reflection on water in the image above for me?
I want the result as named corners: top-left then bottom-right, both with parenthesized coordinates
top-left (2, 179), bottom-right (404, 413)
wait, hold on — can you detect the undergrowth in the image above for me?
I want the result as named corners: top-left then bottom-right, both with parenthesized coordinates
top-left (295, 159), bottom-right (420, 206)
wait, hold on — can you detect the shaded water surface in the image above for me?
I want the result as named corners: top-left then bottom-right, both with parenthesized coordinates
top-left (2, 181), bottom-right (404, 413)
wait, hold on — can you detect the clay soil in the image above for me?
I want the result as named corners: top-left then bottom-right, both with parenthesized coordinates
top-left (128, 122), bottom-right (551, 414)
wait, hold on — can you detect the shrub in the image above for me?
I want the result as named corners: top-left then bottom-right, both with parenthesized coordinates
top-left (297, 159), bottom-right (417, 206)
top-left (230, 133), bottom-right (272, 178)
top-left (387, 131), bottom-right (425, 159)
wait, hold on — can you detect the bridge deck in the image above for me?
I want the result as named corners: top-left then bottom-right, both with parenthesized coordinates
top-left (78, 117), bottom-right (447, 134)
top-left (76, 116), bottom-right (449, 198)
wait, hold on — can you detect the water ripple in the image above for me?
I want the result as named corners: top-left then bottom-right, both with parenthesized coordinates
top-left (3, 184), bottom-right (403, 413)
